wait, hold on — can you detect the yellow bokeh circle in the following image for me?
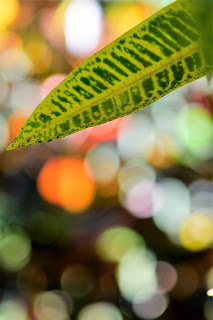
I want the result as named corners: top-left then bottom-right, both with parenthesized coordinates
top-left (0, 0), bottom-right (19, 30)
top-left (179, 215), bottom-right (213, 251)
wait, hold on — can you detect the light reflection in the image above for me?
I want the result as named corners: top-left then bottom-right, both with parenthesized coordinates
top-left (47, 0), bottom-right (68, 48)
top-left (24, 36), bottom-right (53, 75)
top-left (97, 177), bottom-right (119, 198)
top-left (0, 0), bottom-right (19, 30)
top-left (0, 229), bottom-right (31, 271)
top-left (42, 74), bottom-right (66, 98)
top-left (0, 0), bottom-right (212, 316)
top-left (0, 300), bottom-right (27, 320)
top-left (0, 49), bottom-right (32, 81)
top-left (153, 178), bottom-right (190, 236)
top-left (65, 0), bottom-right (103, 56)
top-left (85, 144), bottom-right (120, 184)
top-left (96, 226), bottom-right (144, 263)
top-left (117, 247), bottom-right (157, 302)
top-left (119, 160), bottom-right (157, 218)
top-left (64, 129), bottom-right (91, 152)
top-left (34, 291), bottom-right (70, 320)
top-left (189, 76), bottom-right (210, 95)
top-left (15, 1), bottom-right (33, 31)
top-left (89, 118), bottom-right (124, 143)
top-left (151, 90), bottom-right (185, 136)
top-left (179, 214), bottom-right (213, 251)
top-left (207, 288), bottom-right (213, 297)
top-left (10, 80), bottom-right (42, 115)
top-left (189, 180), bottom-right (213, 217)
top-left (105, 2), bottom-right (154, 37)
top-left (78, 302), bottom-right (123, 320)
top-left (156, 261), bottom-right (177, 293)
top-left (176, 105), bottom-right (213, 158)
top-left (119, 159), bottom-right (156, 193)
top-left (122, 180), bottom-right (161, 219)
top-left (37, 157), bottom-right (96, 213)
top-left (8, 113), bottom-right (28, 143)
top-left (117, 114), bottom-right (155, 161)
top-left (133, 292), bottom-right (168, 319)
top-left (146, 134), bottom-right (177, 169)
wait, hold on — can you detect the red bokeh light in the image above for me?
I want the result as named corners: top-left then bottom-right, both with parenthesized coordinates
top-left (37, 156), bottom-right (96, 213)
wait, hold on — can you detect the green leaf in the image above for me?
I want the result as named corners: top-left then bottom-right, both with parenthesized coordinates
top-left (7, 0), bottom-right (213, 150)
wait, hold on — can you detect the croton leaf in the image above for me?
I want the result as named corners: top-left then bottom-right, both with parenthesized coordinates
top-left (7, 0), bottom-right (213, 150)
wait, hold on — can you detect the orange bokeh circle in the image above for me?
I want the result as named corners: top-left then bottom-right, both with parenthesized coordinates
top-left (37, 157), bottom-right (96, 213)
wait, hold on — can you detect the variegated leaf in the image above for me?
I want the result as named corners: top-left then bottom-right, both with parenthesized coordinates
top-left (7, 0), bottom-right (213, 150)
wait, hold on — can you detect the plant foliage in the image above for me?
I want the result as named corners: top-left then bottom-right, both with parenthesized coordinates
top-left (7, 0), bottom-right (213, 150)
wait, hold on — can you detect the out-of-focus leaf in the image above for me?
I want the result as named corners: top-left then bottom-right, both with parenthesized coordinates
top-left (7, 0), bottom-right (213, 150)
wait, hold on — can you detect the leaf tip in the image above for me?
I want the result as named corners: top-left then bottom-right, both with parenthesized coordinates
top-left (6, 136), bottom-right (23, 151)
top-left (6, 144), bottom-right (13, 151)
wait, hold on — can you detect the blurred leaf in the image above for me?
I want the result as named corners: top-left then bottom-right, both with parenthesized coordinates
top-left (7, 0), bottom-right (213, 150)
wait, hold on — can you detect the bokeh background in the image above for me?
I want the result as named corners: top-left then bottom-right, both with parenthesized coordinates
top-left (0, 0), bottom-right (213, 319)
